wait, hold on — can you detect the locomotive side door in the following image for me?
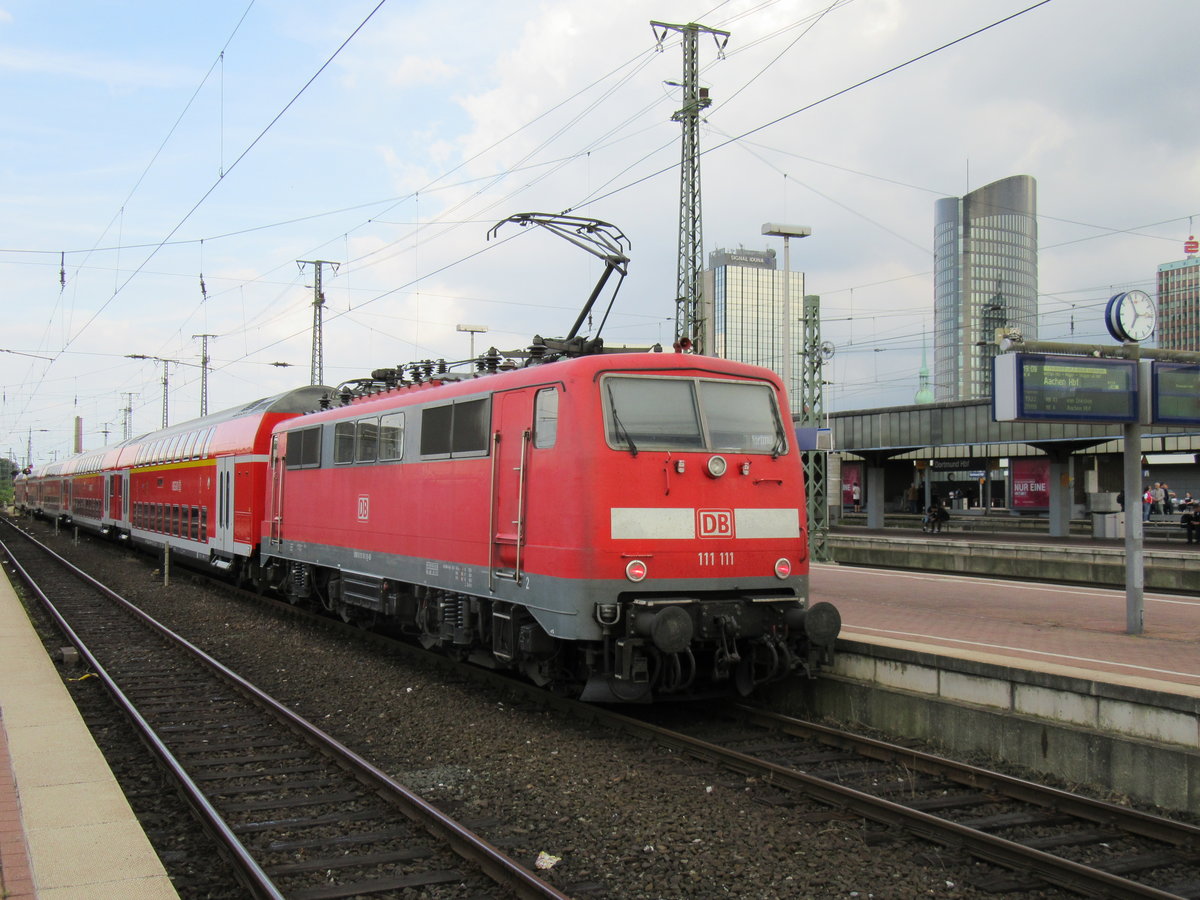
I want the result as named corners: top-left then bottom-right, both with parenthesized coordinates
top-left (268, 433), bottom-right (284, 547)
top-left (490, 389), bottom-right (533, 587)
top-left (214, 455), bottom-right (236, 555)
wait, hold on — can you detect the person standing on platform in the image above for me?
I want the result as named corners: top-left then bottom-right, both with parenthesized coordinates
top-left (852, 482), bottom-right (861, 514)
top-left (1152, 483), bottom-right (1166, 517)
top-left (1143, 486), bottom-right (1153, 521)
top-left (1183, 506), bottom-right (1199, 545)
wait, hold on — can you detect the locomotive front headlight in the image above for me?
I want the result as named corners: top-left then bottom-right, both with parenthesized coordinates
top-left (774, 557), bottom-right (792, 579)
top-left (706, 455), bottom-right (727, 478)
top-left (625, 559), bottom-right (648, 582)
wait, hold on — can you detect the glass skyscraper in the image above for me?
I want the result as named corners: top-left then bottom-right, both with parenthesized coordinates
top-left (704, 248), bottom-right (804, 399)
top-left (933, 174), bottom-right (1038, 401)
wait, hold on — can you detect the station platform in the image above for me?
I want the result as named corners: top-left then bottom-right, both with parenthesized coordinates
top-left (0, 565), bottom-right (177, 899)
top-left (812, 558), bottom-right (1200, 696)
top-left (829, 521), bottom-right (1199, 593)
top-left (805, 554), bottom-right (1200, 814)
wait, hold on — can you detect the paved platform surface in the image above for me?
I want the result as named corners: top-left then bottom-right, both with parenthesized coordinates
top-left (0, 566), bottom-right (178, 899)
top-left (814, 554), bottom-right (1200, 698)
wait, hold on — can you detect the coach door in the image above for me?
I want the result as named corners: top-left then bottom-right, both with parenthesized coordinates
top-left (490, 390), bottom-right (533, 587)
top-left (214, 456), bottom-right (236, 555)
top-left (121, 471), bottom-right (130, 524)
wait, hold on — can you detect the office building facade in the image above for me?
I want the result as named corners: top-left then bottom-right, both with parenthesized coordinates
top-left (704, 247), bottom-right (804, 399)
top-left (933, 174), bottom-right (1038, 401)
top-left (1156, 249), bottom-right (1200, 350)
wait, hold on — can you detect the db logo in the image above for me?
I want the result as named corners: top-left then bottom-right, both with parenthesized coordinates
top-left (697, 508), bottom-right (734, 538)
top-left (357, 495), bottom-right (369, 522)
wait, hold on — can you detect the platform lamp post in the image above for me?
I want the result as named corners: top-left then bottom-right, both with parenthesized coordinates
top-left (762, 225), bottom-right (824, 560)
top-left (761, 225), bottom-right (811, 401)
top-left (456, 324), bottom-right (488, 363)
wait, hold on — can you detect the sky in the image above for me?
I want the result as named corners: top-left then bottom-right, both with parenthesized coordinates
top-left (3, 0), bottom-right (1198, 465)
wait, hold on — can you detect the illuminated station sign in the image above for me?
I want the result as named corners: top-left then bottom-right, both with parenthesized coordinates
top-left (993, 354), bottom-right (1139, 423)
top-left (1153, 363), bottom-right (1200, 425)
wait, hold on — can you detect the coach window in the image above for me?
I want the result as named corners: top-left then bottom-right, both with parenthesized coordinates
top-left (379, 412), bottom-right (404, 460)
top-left (182, 431), bottom-right (198, 459)
top-left (333, 422), bottom-right (356, 464)
top-left (356, 417), bottom-right (379, 463)
top-left (533, 388), bottom-right (558, 449)
top-left (200, 507), bottom-right (208, 541)
top-left (200, 427), bottom-right (215, 457)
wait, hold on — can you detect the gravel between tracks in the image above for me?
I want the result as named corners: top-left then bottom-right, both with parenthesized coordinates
top-left (15, 519), bottom-right (1069, 899)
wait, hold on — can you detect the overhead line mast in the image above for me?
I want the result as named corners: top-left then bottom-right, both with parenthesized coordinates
top-left (298, 259), bottom-right (339, 386)
top-left (651, 20), bottom-right (730, 355)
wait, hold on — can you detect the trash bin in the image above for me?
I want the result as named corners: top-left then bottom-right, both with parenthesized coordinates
top-left (1092, 512), bottom-right (1124, 539)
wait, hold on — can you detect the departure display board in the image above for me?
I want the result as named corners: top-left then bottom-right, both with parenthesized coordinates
top-left (1153, 363), bottom-right (1200, 425)
top-left (993, 353), bottom-right (1138, 423)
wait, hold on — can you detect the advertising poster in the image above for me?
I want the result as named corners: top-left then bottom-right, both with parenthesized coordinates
top-left (1011, 458), bottom-right (1049, 510)
top-left (842, 462), bottom-right (861, 509)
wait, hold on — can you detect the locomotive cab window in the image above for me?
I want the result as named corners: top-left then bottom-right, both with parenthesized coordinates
top-left (603, 375), bottom-right (786, 455)
top-left (699, 380), bottom-right (785, 453)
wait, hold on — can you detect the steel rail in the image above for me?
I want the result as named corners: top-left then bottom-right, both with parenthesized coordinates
top-left (0, 518), bottom-right (571, 900)
top-left (594, 705), bottom-right (1186, 899)
top-left (735, 704), bottom-right (1200, 852)
top-left (0, 527), bottom-right (283, 900)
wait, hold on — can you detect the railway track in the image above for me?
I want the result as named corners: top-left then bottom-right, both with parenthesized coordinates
top-left (0, 519), bottom-right (569, 900)
top-left (10, 513), bottom-right (1200, 897)
top-left (612, 703), bottom-right (1200, 898)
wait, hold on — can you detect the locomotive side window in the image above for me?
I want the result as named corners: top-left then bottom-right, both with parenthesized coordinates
top-left (379, 412), bottom-right (404, 460)
top-left (451, 399), bottom-right (489, 454)
top-left (356, 418), bottom-right (379, 463)
top-left (286, 426), bottom-right (322, 469)
top-left (420, 405), bottom-right (453, 456)
top-left (420, 398), bottom-right (491, 458)
top-left (533, 388), bottom-right (558, 449)
top-left (333, 422), bottom-right (356, 464)
top-left (699, 380), bottom-right (785, 453)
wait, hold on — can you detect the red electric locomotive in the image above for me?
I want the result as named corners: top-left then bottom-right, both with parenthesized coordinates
top-left (13, 214), bottom-right (839, 702)
top-left (256, 350), bottom-right (839, 701)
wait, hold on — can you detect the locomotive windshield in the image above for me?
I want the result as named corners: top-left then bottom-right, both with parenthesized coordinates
top-left (603, 375), bottom-right (786, 454)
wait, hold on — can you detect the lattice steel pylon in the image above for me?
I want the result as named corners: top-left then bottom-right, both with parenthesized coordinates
top-left (800, 294), bottom-right (831, 562)
top-left (193, 333), bottom-right (216, 417)
top-left (298, 260), bottom-right (339, 386)
top-left (651, 20), bottom-right (729, 354)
